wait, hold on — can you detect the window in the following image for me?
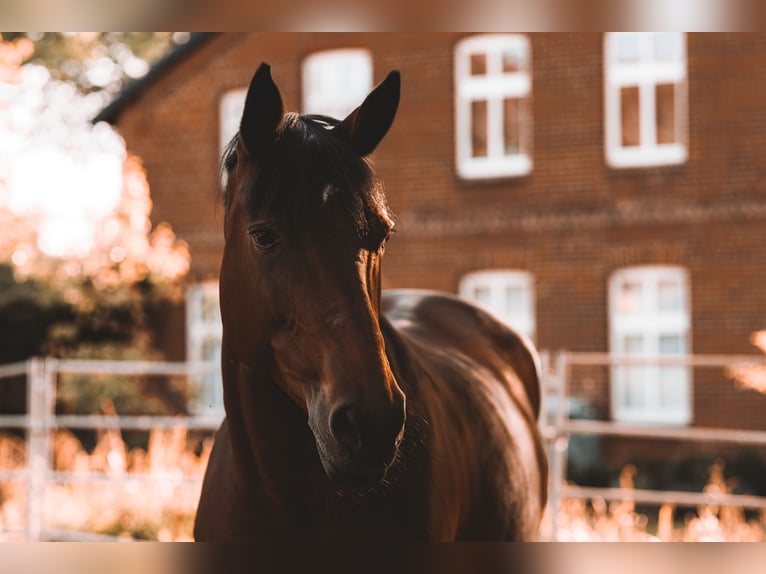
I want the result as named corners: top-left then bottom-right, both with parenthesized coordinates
top-left (220, 88), bottom-right (247, 154)
top-left (604, 33), bottom-right (688, 168)
top-left (186, 282), bottom-right (224, 414)
top-left (302, 49), bottom-right (373, 119)
top-left (459, 270), bottom-right (536, 341)
top-left (220, 49), bottom-right (372, 159)
top-left (609, 266), bottom-right (691, 424)
top-left (219, 88), bottom-right (246, 188)
top-left (454, 34), bottom-right (532, 180)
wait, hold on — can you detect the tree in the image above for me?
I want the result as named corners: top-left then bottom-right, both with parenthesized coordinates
top-left (1, 32), bottom-right (182, 96)
top-left (0, 34), bottom-right (191, 418)
top-left (726, 331), bottom-right (766, 394)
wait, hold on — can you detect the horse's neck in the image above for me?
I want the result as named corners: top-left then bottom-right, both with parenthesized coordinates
top-left (220, 346), bottom-right (320, 503)
top-left (378, 315), bottom-right (420, 398)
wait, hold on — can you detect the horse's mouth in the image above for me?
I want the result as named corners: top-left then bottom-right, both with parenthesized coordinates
top-left (314, 430), bottom-right (400, 489)
top-left (325, 463), bottom-right (388, 488)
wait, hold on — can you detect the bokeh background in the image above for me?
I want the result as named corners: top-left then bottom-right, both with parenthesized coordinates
top-left (1, 31), bottom-right (766, 543)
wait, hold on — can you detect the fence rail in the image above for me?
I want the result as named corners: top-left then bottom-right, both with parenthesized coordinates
top-left (559, 485), bottom-right (766, 511)
top-left (1, 352), bottom-right (766, 541)
top-left (540, 350), bottom-right (766, 541)
top-left (541, 419), bottom-right (766, 446)
top-left (0, 357), bottom-right (222, 541)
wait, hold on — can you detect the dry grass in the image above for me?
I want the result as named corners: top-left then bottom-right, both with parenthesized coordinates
top-left (0, 428), bottom-right (212, 541)
top-left (542, 463), bottom-right (766, 541)
top-left (1, 431), bottom-right (765, 541)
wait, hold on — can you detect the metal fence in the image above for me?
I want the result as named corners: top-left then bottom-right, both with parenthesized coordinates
top-left (540, 351), bottom-right (766, 541)
top-left (0, 358), bottom-right (223, 541)
top-left (2, 352), bottom-right (766, 541)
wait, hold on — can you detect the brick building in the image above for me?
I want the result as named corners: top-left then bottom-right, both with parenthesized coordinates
top-left (96, 33), bottom-right (766, 474)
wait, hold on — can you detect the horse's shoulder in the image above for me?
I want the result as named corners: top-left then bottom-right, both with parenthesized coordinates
top-left (382, 288), bottom-right (496, 329)
top-left (382, 288), bottom-right (534, 361)
top-left (381, 288), bottom-right (541, 418)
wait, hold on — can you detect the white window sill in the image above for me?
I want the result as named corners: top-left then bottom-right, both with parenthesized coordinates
top-left (612, 409), bottom-right (691, 426)
top-left (457, 155), bottom-right (532, 180)
top-left (607, 144), bottom-right (687, 169)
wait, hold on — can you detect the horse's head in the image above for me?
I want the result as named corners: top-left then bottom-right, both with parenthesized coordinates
top-left (220, 63), bottom-right (405, 487)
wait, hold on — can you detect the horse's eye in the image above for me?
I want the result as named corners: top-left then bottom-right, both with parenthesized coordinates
top-left (377, 226), bottom-right (396, 251)
top-left (249, 225), bottom-right (279, 252)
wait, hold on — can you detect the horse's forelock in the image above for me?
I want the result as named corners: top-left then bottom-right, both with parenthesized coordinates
top-left (230, 113), bottom-right (393, 240)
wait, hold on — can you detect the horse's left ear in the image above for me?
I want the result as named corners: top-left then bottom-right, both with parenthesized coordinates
top-left (333, 71), bottom-right (400, 157)
top-left (240, 63), bottom-right (284, 157)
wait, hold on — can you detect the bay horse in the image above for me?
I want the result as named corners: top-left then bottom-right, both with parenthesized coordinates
top-left (194, 63), bottom-right (548, 541)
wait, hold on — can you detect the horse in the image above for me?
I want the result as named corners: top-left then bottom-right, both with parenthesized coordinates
top-left (194, 63), bottom-right (548, 541)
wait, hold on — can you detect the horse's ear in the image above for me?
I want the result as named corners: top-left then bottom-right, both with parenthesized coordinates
top-left (240, 63), bottom-right (284, 157)
top-left (333, 71), bottom-right (400, 157)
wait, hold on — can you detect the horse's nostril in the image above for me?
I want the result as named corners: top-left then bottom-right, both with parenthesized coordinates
top-left (329, 406), bottom-right (363, 452)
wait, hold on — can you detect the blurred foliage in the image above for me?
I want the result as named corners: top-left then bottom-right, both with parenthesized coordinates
top-left (568, 447), bottom-right (766, 498)
top-left (0, 262), bottom-right (174, 361)
top-left (0, 34), bottom-right (191, 418)
top-left (0, 264), bottom-right (72, 365)
top-left (1, 32), bottom-right (182, 96)
top-left (56, 344), bottom-right (189, 420)
top-left (0, 260), bottom-right (189, 419)
top-left (726, 330), bottom-right (766, 394)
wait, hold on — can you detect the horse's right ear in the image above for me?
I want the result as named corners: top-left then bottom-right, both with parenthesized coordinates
top-left (333, 71), bottom-right (400, 157)
top-left (239, 63), bottom-right (284, 157)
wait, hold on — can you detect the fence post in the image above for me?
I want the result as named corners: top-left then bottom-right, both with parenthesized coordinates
top-left (547, 351), bottom-right (570, 542)
top-left (25, 357), bottom-right (57, 541)
top-left (538, 350), bottom-right (553, 540)
top-left (26, 358), bottom-right (45, 541)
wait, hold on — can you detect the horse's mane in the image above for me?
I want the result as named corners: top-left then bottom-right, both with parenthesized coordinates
top-left (223, 113), bottom-right (394, 246)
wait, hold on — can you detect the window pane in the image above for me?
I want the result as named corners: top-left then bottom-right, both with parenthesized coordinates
top-left (470, 53), bottom-right (487, 76)
top-left (504, 285), bottom-right (525, 316)
top-left (201, 337), bottom-right (220, 362)
top-left (303, 51), bottom-right (372, 119)
top-left (618, 280), bottom-right (643, 315)
top-left (460, 271), bottom-right (535, 340)
top-left (653, 33), bottom-right (682, 62)
top-left (660, 367), bottom-right (685, 407)
top-left (622, 335), bottom-right (645, 408)
top-left (659, 334), bottom-right (684, 355)
top-left (502, 46), bottom-right (525, 73)
top-left (473, 285), bottom-right (492, 306)
top-left (201, 294), bottom-right (220, 323)
top-left (220, 89), bottom-right (246, 151)
top-left (656, 83), bottom-right (677, 145)
top-left (658, 278), bottom-right (683, 311)
top-left (471, 100), bottom-right (488, 157)
top-left (620, 86), bottom-right (640, 147)
top-left (610, 266), bottom-right (691, 423)
top-left (624, 369), bottom-right (644, 408)
top-left (503, 97), bottom-right (521, 155)
top-left (616, 33), bottom-right (641, 63)
top-left (624, 334), bottom-right (644, 354)
top-left (199, 337), bottom-right (222, 408)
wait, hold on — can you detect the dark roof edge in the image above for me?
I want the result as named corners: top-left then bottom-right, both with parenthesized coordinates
top-left (93, 32), bottom-right (220, 124)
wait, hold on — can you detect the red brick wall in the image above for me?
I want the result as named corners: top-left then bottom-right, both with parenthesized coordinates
top-left (111, 33), bottom-right (766, 433)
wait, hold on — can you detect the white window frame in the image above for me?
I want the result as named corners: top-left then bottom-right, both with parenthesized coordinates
top-left (186, 281), bottom-right (224, 414)
top-left (454, 34), bottom-right (533, 180)
top-left (609, 266), bottom-right (692, 425)
top-left (218, 88), bottom-right (247, 189)
top-left (220, 88), bottom-right (247, 155)
top-left (302, 49), bottom-right (373, 120)
top-left (459, 270), bottom-right (536, 342)
top-left (604, 32), bottom-right (688, 168)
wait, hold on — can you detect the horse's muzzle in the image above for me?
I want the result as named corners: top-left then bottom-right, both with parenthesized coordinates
top-left (324, 462), bottom-right (389, 488)
top-left (312, 399), bottom-right (405, 488)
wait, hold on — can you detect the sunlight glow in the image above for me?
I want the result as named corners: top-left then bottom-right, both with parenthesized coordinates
top-left (2, 51), bottom-right (127, 259)
top-left (9, 146), bottom-right (123, 257)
